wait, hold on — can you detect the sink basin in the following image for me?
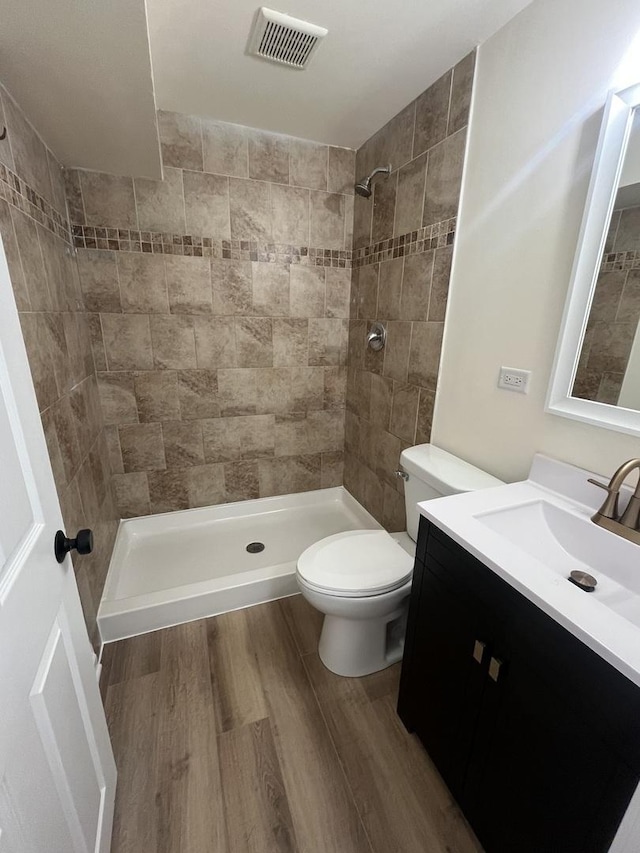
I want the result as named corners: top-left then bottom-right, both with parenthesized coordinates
top-left (475, 499), bottom-right (640, 628)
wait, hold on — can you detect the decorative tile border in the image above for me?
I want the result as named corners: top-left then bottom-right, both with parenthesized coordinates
top-left (71, 216), bottom-right (456, 269)
top-left (0, 162), bottom-right (70, 242)
top-left (601, 250), bottom-right (640, 272)
top-left (72, 225), bottom-right (353, 268)
top-left (352, 217), bottom-right (456, 268)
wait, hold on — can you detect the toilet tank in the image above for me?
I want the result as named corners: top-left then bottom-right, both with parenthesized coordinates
top-left (400, 444), bottom-right (503, 542)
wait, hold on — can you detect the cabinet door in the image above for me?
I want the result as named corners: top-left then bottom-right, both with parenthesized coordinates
top-left (463, 646), bottom-right (638, 853)
top-left (405, 565), bottom-right (490, 798)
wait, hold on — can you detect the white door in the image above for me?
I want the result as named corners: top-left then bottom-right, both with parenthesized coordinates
top-left (0, 237), bottom-right (116, 852)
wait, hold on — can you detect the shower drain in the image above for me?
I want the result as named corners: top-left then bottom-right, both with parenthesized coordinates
top-left (246, 542), bottom-right (265, 554)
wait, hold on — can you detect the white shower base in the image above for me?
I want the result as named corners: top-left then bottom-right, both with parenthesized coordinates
top-left (98, 486), bottom-right (381, 642)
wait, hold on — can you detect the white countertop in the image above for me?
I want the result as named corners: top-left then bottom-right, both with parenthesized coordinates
top-left (418, 454), bottom-right (640, 689)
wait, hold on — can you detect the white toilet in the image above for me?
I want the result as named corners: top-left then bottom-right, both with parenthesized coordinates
top-left (296, 444), bottom-right (502, 677)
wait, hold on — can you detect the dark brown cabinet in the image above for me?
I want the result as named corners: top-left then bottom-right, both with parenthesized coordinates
top-left (398, 518), bottom-right (640, 853)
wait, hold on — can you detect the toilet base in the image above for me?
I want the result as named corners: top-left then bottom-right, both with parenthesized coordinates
top-left (318, 605), bottom-right (407, 677)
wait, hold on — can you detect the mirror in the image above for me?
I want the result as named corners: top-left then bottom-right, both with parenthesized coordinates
top-left (547, 83), bottom-right (640, 436)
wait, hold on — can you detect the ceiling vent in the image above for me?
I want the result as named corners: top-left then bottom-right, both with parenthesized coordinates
top-left (249, 7), bottom-right (328, 70)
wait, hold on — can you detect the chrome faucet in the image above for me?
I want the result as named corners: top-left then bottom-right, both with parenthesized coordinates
top-left (588, 458), bottom-right (640, 545)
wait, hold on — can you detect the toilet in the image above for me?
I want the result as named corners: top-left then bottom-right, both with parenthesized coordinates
top-left (296, 444), bottom-right (503, 677)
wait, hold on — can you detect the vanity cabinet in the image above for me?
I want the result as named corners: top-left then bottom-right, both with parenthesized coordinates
top-left (398, 519), bottom-right (640, 853)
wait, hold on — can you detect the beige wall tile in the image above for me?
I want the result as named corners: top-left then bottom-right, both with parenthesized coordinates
top-left (273, 318), bottom-right (308, 366)
top-left (178, 369), bottom-right (219, 419)
top-left (64, 169), bottom-right (85, 224)
top-left (104, 424), bottom-right (124, 473)
top-left (163, 420), bottom-right (205, 467)
top-left (217, 368), bottom-right (258, 415)
top-left (371, 171), bottom-right (397, 244)
top-left (187, 463), bottom-right (225, 507)
top-left (166, 255), bottom-right (212, 314)
top-left (389, 383), bottom-right (419, 443)
top-left (416, 388), bottom-right (435, 444)
top-left (119, 422), bottom-right (166, 472)
top-left (270, 184), bottom-right (309, 244)
top-left (357, 265), bottom-right (379, 319)
top-left (224, 460), bottom-right (260, 501)
top-left (323, 366), bottom-right (347, 409)
top-left (448, 51), bottom-right (475, 135)
top-left (79, 171), bottom-right (137, 229)
top-left (423, 128), bottom-right (466, 226)
top-left (290, 265), bottom-right (324, 317)
top-left (383, 320), bottom-right (412, 383)
top-left (252, 262), bottom-right (289, 316)
top-left (328, 147), bottom-right (355, 195)
top-left (429, 246), bottom-right (453, 321)
top-left (413, 71), bottom-right (452, 159)
top-left (134, 370), bottom-right (180, 422)
top-left (321, 451), bottom-right (344, 487)
top-left (77, 250), bottom-right (120, 313)
top-left (308, 318), bottom-right (348, 366)
top-left (369, 373), bottom-right (393, 431)
top-left (12, 208), bottom-right (51, 311)
top-left (148, 469), bottom-right (189, 513)
top-left (229, 177), bottom-right (271, 240)
top-left (258, 454), bottom-right (321, 497)
top-left (0, 91), bottom-right (15, 172)
top-left (353, 192), bottom-right (372, 249)
top-left (212, 258), bottom-right (253, 315)
top-left (407, 321), bottom-right (444, 389)
top-left (194, 315), bottom-right (236, 368)
top-left (202, 414), bottom-right (275, 462)
top-left (135, 167), bottom-right (186, 233)
top-left (2, 90), bottom-right (53, 203)
top-left (0, 201), bottom-right (29, 310)
top-left (183, 170), bottom-right (230, 237)
top-left (308, 409), bottom-right (345, 452)
top-left (400, 251), bottom-right (434, 322)
top-left (118, 253), bottom-right (168, 313)
top-left (112, 472), bottom-right (150, 518)
top-left (150, 315), bottom-right (197, 369)
top-left (158, 110), bottom-right (203, 171)
top-left (102, 313), bottom-right (153, 370)
top-left (377, 258), bottom-right (403, 320)
top-left (290, 139), bottom-right (328, 190)
top-left (325, 268), bottom-right (351, 319)
top-left (382, 483), bottom-right (405, 532)
top-left (394, 153), bottom-right (427, 237)
top-left (97, 372), bottom-right (138, 425)
top-left (202, 119), bottom-right (248, 177)
top-left (248, 130), bottom-right (289, 184)
top-left (235, 317), bottom-right (273, 367)
top-left (274, 413), bottom-right (310, 456)
top-left (310, 191), bottom-right (346, 249)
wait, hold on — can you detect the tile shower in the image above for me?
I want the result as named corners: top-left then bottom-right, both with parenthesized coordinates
top-left (1, 50), bottom-right (475, 643)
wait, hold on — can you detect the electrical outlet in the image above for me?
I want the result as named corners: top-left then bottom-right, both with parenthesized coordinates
top-left (498, 366), bottom-right (531, 394)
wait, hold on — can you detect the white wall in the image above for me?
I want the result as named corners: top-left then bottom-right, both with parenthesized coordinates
top-left (433, 0), bottom-right (640, 482)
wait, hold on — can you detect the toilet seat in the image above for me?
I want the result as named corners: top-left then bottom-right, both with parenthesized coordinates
top-left (297, 529), bottom-right (413, 598)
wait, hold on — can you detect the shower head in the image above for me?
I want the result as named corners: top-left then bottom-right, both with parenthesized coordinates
top-left (354, 164), bottom-right (392, 198)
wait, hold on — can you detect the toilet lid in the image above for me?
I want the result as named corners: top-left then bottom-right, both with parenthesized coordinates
top-left (297, 530), bottom-right (414, 596)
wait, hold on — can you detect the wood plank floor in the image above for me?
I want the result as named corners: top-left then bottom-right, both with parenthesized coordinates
top-left (101, 596), bottom-right (483, 853)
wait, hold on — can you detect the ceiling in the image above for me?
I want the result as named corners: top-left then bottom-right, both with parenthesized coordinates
top-left (0, 0), bottom-right (534, 176)
top-left (147, 0), bottom-right (534, 150)
top-left (0, 0), bottom-right (162, 178)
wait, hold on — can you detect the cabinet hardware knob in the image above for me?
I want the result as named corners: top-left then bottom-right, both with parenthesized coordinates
top-left (472, 640), bottom-right (486, 664)
top-left (489, 656), bottom-right (503, 682)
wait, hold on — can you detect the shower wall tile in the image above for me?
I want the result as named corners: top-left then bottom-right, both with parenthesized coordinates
top-left (158, 110), bottom-right (204, 171)
top-left (290, 139), bottom-right (328, 191)
top-left (67, 111), bottom-right (357, 519)
top-left (345, 50), bottom-right (476, 530)
top-left (79, 171), bottom-right (137, 229)
top-left (202, 119), bottom-right (249, 178)
top-left (328, 147), bottom-right (356, 195)
top-left (134, 167), bottom-right (186, 233)
top-left (0, 81), bottom-right (118, 651)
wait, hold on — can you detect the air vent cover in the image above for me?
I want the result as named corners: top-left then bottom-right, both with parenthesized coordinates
top-left (249, 7), bottom-right (328, 70)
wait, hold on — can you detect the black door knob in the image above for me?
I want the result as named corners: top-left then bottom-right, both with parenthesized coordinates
top-left (54, 529), bottom-right (94, 564)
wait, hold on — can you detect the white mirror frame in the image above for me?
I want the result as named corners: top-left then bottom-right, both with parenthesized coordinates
top-left (547, 83), bottom-right (640, 436)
